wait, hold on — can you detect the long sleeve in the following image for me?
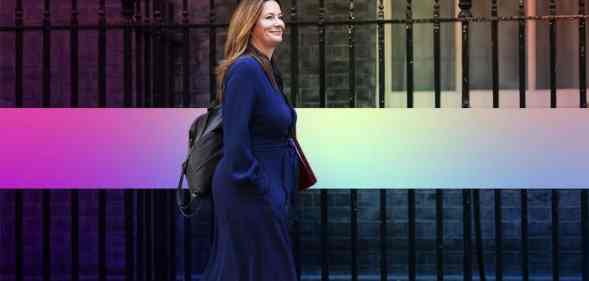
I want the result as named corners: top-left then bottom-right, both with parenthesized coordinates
top-left (222, 58), bottom-right (267, 189)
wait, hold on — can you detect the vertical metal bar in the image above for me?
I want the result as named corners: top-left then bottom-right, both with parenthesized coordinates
top-left (459, 2), bottom-right (472, 281)
top-left (518, 0), bottom-right (526, 107)
top-left (145, 191), bottom-right (153, 281)
top-left (549, 0), bottom-right (557, 108)
top-left (42, 0), bottom-right (51, 107)
top-left (155, 190), bottom-right (167, 280)
top-left (433, 0), bottom-right (441, 108)
top-left (143, 191), bottom-right (150, 281)
top-left (459, 0), bottom-right (471, 109)
top-left (164, 4), bottom-right (173, 107)
top-left (319, 0), bottom-right (326, 107)
top-left (160, 2), bottom-right (168, 107)
top-left (15, 191), bottom-right (23, 281)
top-left (14, 0), bottom-right (23, 107)
top-left (144, 0), bottom-right (153, 107)
top-left (348, 1), bottom-right (358, 280)
top-left (582, 189), bottom-right (588, 281)
top-left (473, 190), bottom-right (485, 281)
top-left (462, 189), bottom-right (472, 281)
top-left (491, 0), bottom-right (499, 108)
top-left (135, 0), bottom-right (144, 107)
top-left (552, 190), bottom-right (560, 281)
top-left (182, 0), bottom-right (192, 276)
top-left (580, 0), bottom-right (587, 108)
top-left (379, 188), bottom-right (387, 281)
top-left (152, 0), bottom-right (160, 108)
top-left (153, 0), bottom-right (163, 107)
top-left (209, 0), bottom-right (217, 103)
top-left (350, 190), bottom-right (358, 281)
top-left (318, 0), bottom-right (328, 279)
top-left (98, 0), bottom-right (107, 107)
top-left (405, 0), bottom-right (414, 108)
top-left (155, 195), bottom-right (161, 274)
top-left (405, 1), bottom-right (416, 280)
top-left (521, 190), bottom-right (529, 281)
top-left (70, 0), bottom-right (79, 107)
top-left (125, 189), bottom-right (134, 281)
top-left (150, 191), bottom-right (156, 280)
top-left (147, 190), bottom-right (153, 281)
top-left (71, 190), bottom-right (79, 281)
top-left (320, 189), bottom-right (328, 281)
top-left (42, 190), bottom-right (51, 281)
top-left (169, 192), bottom-right (177, 281)
top-left (97, 0), bottom-right (107, 279)
top-left (164, 4), bottom-right (174, 107)
top-left (348, 0), bottom-right (356, 109)
top-left (41, 2), bottom-right (52, 278)
top-left (98, 190), bottom-right (107, 281)
top-left (520, 3), bottom-right (531, 279)
top-left (137, 191), bottom-right (145, 281)
top-left (377, 1), bottom-right (387, 280)
top-left (168, 3), bottom-right (177, 107)
top-left (14, 1), bottom-right (24, 276)
top-left (433, 2), bottom-right (443, 276)
top-left (167, 4), bottom-right (176, 107)
top-left (123, 0), bottom-right (134, 107)
top-left (435, 189), bottom-right (443, 281)
top-left (582, 3), bottom-right (589, 272)
top-left (377, 0), bottom-right (385, 109)
top-left (158, 2), bottom-right (165, 108)
top-left (164, 190), bottom-right (171, 280)
top-left (494, 190), bottom-right (503, 281)
top-left (408, 190), bottom-right (416, 281)
top-left (182, 0), bottom-right (191, 107)
top-left (162, 192), bottom-right (170, 280)
top-left (147, 191), bottom-right (153, 281)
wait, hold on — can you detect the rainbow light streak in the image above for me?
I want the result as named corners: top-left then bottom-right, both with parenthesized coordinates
top-left (0, 108), bottom-right (587, 189)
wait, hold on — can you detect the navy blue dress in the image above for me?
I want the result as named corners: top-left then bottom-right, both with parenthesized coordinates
top-left (200, 55), bottom-right (298, 281)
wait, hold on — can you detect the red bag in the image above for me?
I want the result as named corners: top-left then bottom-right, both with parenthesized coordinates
top-left (289, 137), bottom-right (317, 191)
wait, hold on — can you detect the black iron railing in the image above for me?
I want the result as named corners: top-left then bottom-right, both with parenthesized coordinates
top-left (1, 0), bottom-right (589, 281)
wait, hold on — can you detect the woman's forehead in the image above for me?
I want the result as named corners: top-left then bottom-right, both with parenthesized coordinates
top-left (261, 1), bottom-right (282, 14)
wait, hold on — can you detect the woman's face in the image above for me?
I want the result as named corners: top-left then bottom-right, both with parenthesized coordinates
top-left (251, 1), bottom-right (285, 49)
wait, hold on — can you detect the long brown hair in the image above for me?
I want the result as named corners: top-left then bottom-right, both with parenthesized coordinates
top-left (215, 0), bottom-right (283, 103)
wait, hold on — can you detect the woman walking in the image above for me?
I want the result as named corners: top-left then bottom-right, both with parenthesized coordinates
top-left (200, 0), bottom-right (299, 280)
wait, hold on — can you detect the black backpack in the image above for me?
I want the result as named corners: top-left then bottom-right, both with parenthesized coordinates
top-left (176, 104), bottom-right (223, 217)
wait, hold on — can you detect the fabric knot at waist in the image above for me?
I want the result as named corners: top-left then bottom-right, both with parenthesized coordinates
top-left (252, 138), bottom-right (298, 212)
top-left (251, 137), bottom-right (292, 151)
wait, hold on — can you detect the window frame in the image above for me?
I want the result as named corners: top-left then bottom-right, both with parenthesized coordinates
top-left (378, 0), bottom-right (583, 108)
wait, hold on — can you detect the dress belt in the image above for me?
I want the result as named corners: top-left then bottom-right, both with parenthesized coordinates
top-left (251, 138), bottom-right (290, 150)
top-left (252, 138), bottom-right (297, 214)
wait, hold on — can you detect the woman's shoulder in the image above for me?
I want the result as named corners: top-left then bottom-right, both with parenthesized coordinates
top-left (228, 55), bottom-right (262, 75)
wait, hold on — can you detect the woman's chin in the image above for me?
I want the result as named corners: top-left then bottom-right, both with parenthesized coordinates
top-left (267, 40), bottom-right (282, 48)
top-left (267, 36), bottom-right (283, 44)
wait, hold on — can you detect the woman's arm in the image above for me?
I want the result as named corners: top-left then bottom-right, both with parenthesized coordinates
top-left (222, 58), bottom-right (267, 189)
